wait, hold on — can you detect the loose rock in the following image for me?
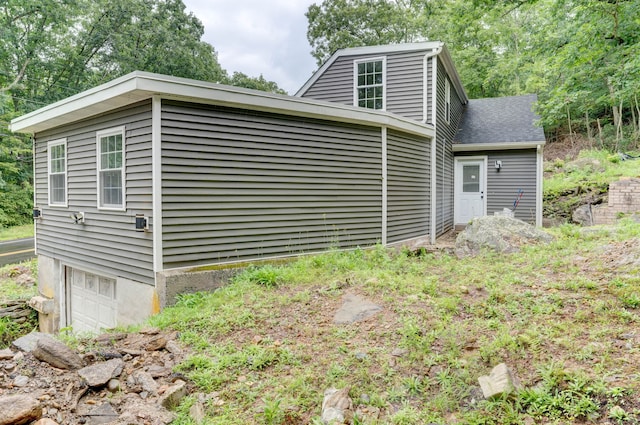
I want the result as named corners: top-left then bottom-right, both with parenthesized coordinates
top-left (32, 419), bottom-right (59, 425)
top-left (86, 402), bottom-right (119, 425)
top-left (165, 340), bottom-right (183, 356)
top-left (13, 375), bottom-right (29, 387)
top-left (572, 204), bottom-right (593, 226)
top-left (134, 371), bottom-right (159, 394)
top-left (0, 394), bottom-right (42, 425)
top-left (333, 293), bottom-right (382, 324)
top-left (189, 399), bottom-right (206, 423)
top-left (78, 358), bottom-right (125, 387)
top-left (159, 379), bottom-right (188, 410)
top-left (321, 387), bottom-right (353, 424)
top-left (107, 379), bottom-right (122, 393)
top-left (478, 363), bottom-right (521, 400)
top-left (33, 336), bottom-right (83, 370)
top-left (0, 347), bottom-right (14, 359)
top-left (12, 332), bottom-right (51, 352)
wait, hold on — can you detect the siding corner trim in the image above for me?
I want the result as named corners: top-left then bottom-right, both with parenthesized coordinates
top-left (152, 96), bottom-right (163, 274)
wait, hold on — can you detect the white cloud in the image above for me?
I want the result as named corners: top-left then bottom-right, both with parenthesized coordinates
top-left (182, 0), bottom-right (318, 94)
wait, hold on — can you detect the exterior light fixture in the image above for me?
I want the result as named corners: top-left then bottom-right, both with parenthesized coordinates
top-left (135, 215), bottom-right (149, 232)
top-left (495, 160), bottom-right (503, 171)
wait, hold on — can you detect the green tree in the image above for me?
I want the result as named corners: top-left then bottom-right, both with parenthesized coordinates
top-left (226, 72), bottom-right (287, 94)
top-left (0, 0), bottom-right (285, 227)
top-left (306, 0), bottom-right (429, 65)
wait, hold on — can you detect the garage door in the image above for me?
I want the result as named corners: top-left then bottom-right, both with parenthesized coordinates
top-left (67, 267), bottom-right (117, 333)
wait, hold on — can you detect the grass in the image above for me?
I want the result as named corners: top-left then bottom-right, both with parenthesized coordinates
top-left (146, 219), bottom-right (640, 424)
top-left (0, 224), bottom-right (34, 241)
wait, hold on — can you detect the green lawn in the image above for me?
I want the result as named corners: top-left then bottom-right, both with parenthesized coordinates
top-left (0, 224), bottom-right (34, 241)
top-left (142, 219), bottom-right (640, 424)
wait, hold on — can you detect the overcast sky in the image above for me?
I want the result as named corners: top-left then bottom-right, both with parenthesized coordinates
top-left (181, 0), bottom-right (319, 94)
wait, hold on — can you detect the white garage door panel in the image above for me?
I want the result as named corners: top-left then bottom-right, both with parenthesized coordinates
top-left (68, 267), bottom-right (117, 333)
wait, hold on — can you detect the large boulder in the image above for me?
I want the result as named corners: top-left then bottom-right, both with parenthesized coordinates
top-left (572, 204), bottom-right (593, 226)
top-left (455, 215), bottom-right (554, 258)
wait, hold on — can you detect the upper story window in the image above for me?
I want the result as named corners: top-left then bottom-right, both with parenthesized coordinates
top-left (48, 139), bottom-right (67, 206)
top-left (445, 78), bottom-right (451, 123)
top-left (354, 58), bottom-right (385, 110)
top-left (97, 127), bottom-right (125, 210)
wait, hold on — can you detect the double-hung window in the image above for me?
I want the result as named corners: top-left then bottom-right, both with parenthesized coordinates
top-left (354, 58), bottom-right (385, 110)
top-left (97, 127), bottom-right (125, 210)
top-left (48, 139), bottom-right (67, 206)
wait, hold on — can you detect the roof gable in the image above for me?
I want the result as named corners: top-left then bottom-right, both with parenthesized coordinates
top-left (295, 42), bottom-right (468, 104)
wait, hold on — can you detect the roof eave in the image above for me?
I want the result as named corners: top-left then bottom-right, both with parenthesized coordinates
top-left (452, 141), bottom-right (546, 152)
top-left (10, 71), bottom-right (435, 140)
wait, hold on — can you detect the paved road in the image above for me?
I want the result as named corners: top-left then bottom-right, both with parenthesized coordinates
top-left (0, 238), bottom-right (35, 266)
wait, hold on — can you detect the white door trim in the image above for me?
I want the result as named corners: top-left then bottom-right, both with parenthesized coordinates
top-left (454, 156), bottom-right (488, 224)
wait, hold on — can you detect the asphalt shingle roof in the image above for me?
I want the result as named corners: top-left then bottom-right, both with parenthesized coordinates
top-left (454, 94), bottom-right (545, 145)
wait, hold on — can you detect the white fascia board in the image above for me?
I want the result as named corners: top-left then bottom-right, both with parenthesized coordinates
top-left (452, 141), bottom-right (546, 152)
top-left (295, 41), bottom-right (444, 97)
top-left (10, 75), bottom-right (147, 133)
top-left (11, 71), bottom-right (435, 140)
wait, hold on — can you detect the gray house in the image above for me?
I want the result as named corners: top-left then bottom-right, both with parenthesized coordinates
top-left (9, 42), bottom-right (544, 333)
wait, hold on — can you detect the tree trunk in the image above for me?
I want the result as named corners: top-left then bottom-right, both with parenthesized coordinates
top-left (585, 110), bottom-right (592, 147)
top-left (597, 118), bottom-right (603, 148)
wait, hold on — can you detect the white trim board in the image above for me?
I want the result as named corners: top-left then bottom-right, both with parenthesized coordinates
top-left (452, 141), bottom-right (546, 152)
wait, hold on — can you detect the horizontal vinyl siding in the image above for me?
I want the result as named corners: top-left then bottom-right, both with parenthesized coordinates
top-left (386, 51), bottom-right (424, 121)
top-left (301, 51), bottom-right (429, 122)
top-left (33, 101), bottom-right (154, 285)
top-left (161, 101), bottom-right (383, 269)
top-left (300, 55), bottom-right (354, 105)
top-left (435, 60), bottom-right (465, 237)
top-left (386, 130), bottom-right (430, 243)
top-left (458, 150), bottom-right (537, 223)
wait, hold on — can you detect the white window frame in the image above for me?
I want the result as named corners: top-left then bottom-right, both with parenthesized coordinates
top-left (96, 126), bottom-right (126, 211)
top-left (445, 77), bottom-right (451, 124)
top-left (47, 138), bottom-right (68, 207)
top-left (353, 57), bottom-right (386, 111)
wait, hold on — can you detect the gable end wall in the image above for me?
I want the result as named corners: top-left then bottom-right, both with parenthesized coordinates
top-left (301, 51), bottom-right (427, 122)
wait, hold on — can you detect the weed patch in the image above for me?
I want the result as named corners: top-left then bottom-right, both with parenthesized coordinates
top-left (146, 220), bottom-right (640, 424)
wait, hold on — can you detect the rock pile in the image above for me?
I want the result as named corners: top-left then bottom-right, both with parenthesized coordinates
top-left (0, 329), bottom-right (194, 425)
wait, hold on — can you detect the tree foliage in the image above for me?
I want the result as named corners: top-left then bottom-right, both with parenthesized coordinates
top-left (0, 0), bottom-right (285, 227)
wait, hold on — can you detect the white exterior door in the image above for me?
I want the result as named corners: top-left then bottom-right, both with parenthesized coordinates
top-left (67, 267), bottom-right (117, 333)
top-left (455, 158), bottom-right (487, 225)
